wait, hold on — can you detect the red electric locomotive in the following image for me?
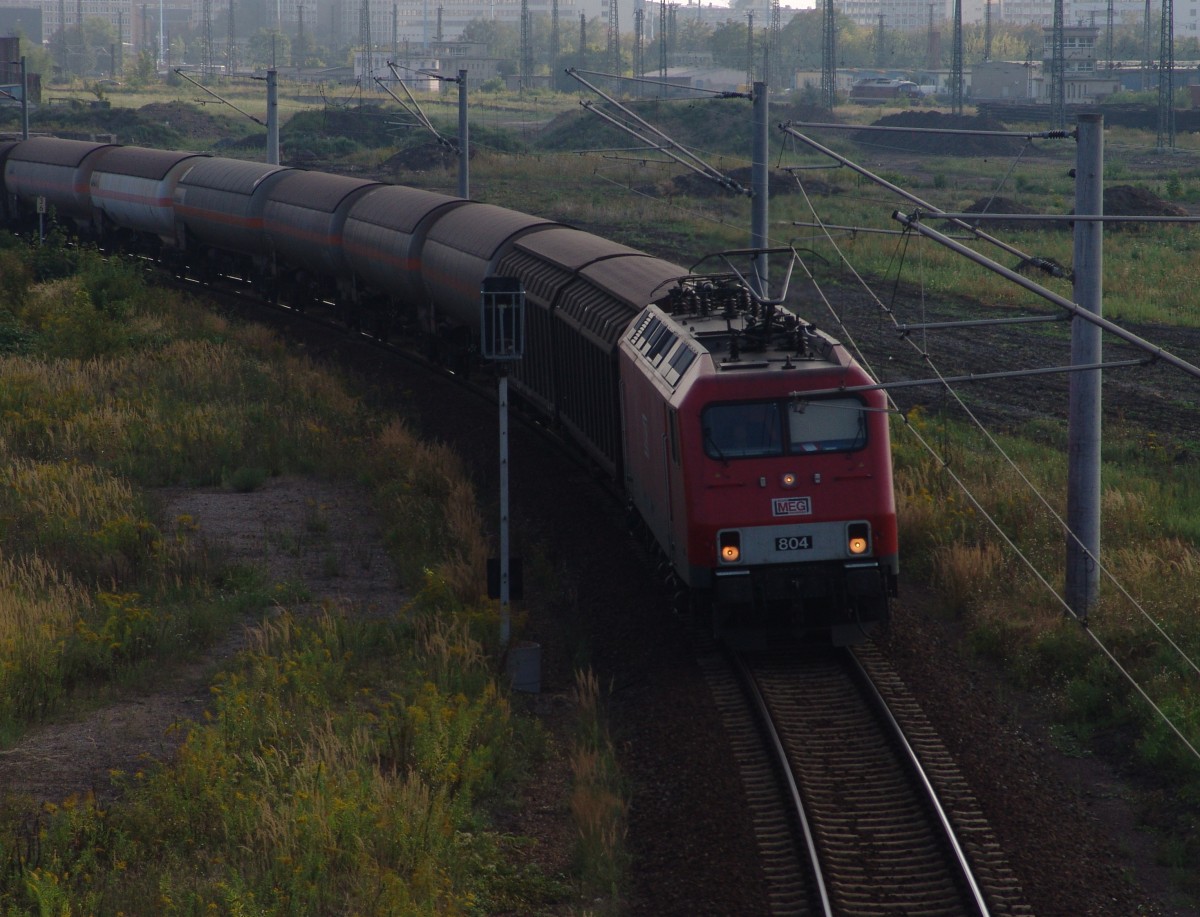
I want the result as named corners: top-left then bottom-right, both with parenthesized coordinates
top-left (618, 273), bottom-right (898, 645)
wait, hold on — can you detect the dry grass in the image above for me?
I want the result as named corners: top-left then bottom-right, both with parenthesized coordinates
top-left (568, 668), bottom-right (628, 911)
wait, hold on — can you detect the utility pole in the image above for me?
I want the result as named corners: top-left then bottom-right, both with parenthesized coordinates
top-left (480, 277), bottom-right (526, 651)
top-left (1065, 112), bottom-right (1104, 620)
top-left (267, 69), bottom-right (279, 164)
top-left (580, 12), bottom-right (587, 68)
top-left (458, 70), bottom-right (468, 198)
top-left (752, 80), bottom-right (768, 297)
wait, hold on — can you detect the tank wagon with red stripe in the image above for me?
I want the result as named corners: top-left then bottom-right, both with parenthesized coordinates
top-left (0, 137), bottom-right (897, 644)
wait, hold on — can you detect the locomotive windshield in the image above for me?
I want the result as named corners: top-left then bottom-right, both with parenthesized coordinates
top-left (703, 396), bottom-right (867, 459)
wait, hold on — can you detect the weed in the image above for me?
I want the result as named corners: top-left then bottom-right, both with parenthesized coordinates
top-left (226, 465), bottom-right (269, 493)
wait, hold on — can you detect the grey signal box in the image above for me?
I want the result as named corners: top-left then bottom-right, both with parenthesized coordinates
top-left (480, 276), bottom-right (525, 362)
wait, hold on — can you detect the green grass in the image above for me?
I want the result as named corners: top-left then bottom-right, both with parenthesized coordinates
top-left (0, 230), bottom-right (614, 913)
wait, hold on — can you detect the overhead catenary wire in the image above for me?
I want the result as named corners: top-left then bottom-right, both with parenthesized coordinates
top-left (567, 67), bottom-right (749, 196)
top-left (784, 169), bottom-right (1200, 763)
top-left (580, 112), bottom-right (1200, 737)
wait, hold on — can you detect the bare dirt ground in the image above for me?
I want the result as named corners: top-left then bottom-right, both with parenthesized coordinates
top-left (0, 477), bottom-right (402, 805)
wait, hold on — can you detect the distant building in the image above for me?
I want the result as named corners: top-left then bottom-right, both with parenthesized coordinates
top-left (1039, 24), bottom-right (1119, 103)
top-left (0, 6), bottom-right (41, 42)
top-left (971, 60), bottom-right (1038, 101)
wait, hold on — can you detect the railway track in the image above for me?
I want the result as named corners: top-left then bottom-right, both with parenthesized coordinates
top-left (700, 640), bottom-right (1033, 916)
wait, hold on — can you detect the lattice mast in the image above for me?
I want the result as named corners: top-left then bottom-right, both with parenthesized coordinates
top-left (1105, 0), bottom-right (1114, 73)
top-left (951, 0), bottom-right (963, 113)
top-left (875, 11), bottom-right (885, 68)
top-left (59, 0), bottom-right (69, 76)
top-left (295, 2), bottom-right (306, 68)
top-left (769, 0), bottom-right (780, 88)
top-left (633, 6), bottom-right (643, 78)
top-left (521, 0), bottom-right (533, 88)
top-left (607, 0), bottom-right (620, 75)
top-left (201, 0), bottom-right (214, 80)
top-left (1157, 0), bottom-right (1175, 148)
top-left (227, 0), bottom-right (237, 75)
top-left (820, 0), bottom-right (835, 111)
top-left (1051, 0), bottom-right (1065, 128)
top-left (746, 11), bottom-right (754, 86)
top-left (984, 0), bottom-right (992, 61)
top-left (551, 0), bottom-right (560, 65)
top-left (659, 0), bottom-right (666, 77)
top-left (359, 0), bottom-right (372, 86)
top-left (926, 2), bottom-right (938, 70)
top-left (1142, 0), bottom-right (1152, 89)
top-left (76, 0), bottom-right (85, 76)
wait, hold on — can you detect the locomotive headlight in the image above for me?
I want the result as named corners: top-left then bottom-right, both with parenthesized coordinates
top-left (780, 472), bottom-right (797, 489)
top-left (718, 530), bottom-right (742, 563)
top-left (847, 522), bottom-right (870, 555)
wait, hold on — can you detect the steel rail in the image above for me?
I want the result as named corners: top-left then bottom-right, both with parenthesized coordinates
top-left (845, 649), bottom-right (991, 916)
top-left (731, 652), bottom-right (833, 917)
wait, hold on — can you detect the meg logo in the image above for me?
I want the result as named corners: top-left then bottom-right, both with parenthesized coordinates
top-left (771, 496), bottom-right (812, 517)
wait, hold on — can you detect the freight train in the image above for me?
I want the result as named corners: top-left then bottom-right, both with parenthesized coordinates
top-left (0, 136), bottom-right (898, 645)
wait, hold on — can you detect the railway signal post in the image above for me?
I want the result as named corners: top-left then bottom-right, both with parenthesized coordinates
top-left (481, 277), bottom-right (526, 648)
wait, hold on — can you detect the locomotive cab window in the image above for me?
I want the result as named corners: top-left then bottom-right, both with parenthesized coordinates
top-left (703, 402), bottom-right (784, 459)
top-left (702, 396), bottom-right (867, 460)
top-left (789, 396), bottom-right (867, 453)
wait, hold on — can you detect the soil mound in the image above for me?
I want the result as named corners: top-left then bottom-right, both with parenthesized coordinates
top-left (852, 110), bottom-right (1027, 156)
top-left (136, 101), bottom-right (232, 139)
top-left (1105, 183), bottom-right (1187, 220)
top-left (954, 195), bottom-right (1045, 232)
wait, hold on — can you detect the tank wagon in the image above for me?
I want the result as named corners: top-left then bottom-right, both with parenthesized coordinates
top-left (0, 138), bottom-right (898, 644)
